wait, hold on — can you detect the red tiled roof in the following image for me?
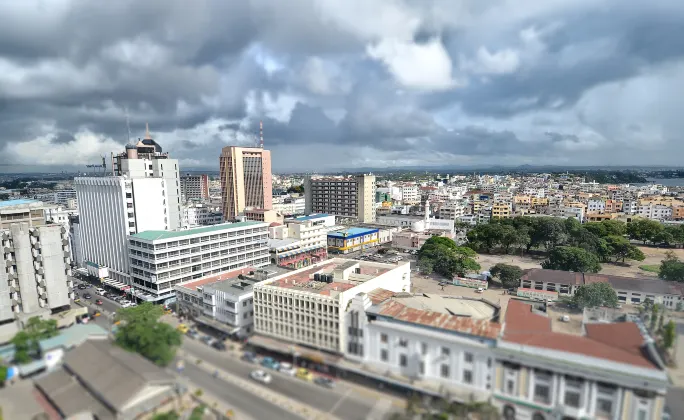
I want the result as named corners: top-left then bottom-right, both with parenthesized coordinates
top-left (377, 300), bottom-right (501, 339)
top-left (503, 300), bottom-right (657, 369)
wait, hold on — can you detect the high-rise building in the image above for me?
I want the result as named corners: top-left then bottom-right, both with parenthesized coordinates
top-left (0, 219), bottom-right (73, 341)
top-left (180, 173), bottom-right (210, 202)
top-left (74, 126), bottom-right (181, 284)
top-left (303, 174), bottom-right (376, 223)
top-left (219, 146), bottom-right (273, 221)
top-left (0, 199), bottom-right (46, 229)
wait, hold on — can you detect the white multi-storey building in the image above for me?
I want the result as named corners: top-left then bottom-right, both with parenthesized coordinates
top-left (272, 197), bottom-right (306, 217)
top-left (438, 203), bottom-right (466, 220)
top-left (400, 184), bottom-right (420, 204)
top-left (74, 176), bottom-right (170, 283)
top-left (253, 259), bottom-right (411, 353)
top-left (622, 200), bottom-right (638, 215)
top-left (0, 222), bottom-right (73, 341)
top-left (180, 173), bottom-right (209, 202)
top-left (182, 204), bottom-right (223, 227)
top-left (344, 292), bottom-right (500, 402)
top-left (128, 222), bottom-right (269, 303)
top-left (587, 199), bottom-right (605, 213)
top-left (638, 203), bottom-right (672, 221)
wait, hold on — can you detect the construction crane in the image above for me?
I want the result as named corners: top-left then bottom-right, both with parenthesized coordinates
top-left (86, 155), bottom-right (107, 175)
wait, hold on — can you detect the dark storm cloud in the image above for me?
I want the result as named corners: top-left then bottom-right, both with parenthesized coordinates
top-left (1, 0), bottom-right (683, 170)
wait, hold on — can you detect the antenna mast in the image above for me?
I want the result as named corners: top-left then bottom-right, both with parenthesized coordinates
top-left (125, 106), bottom-right (132, 144)
top-left (259, 121), bottom-right (264, 149)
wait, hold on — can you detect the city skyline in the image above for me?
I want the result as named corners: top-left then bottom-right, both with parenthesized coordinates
top-left (0, 2), bottom-right (683, 173)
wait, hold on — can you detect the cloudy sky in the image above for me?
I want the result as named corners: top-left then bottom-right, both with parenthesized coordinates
top-left (0, 0), bottom-right (683, 173)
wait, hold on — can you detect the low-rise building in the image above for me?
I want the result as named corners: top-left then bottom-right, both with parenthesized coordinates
top-left (327, 227), bottom-right (379, 254)
top-left (243, 207), bottom-right (284, 224)
top-left (127, 222), bottom-right (269, 304)
top-left (494, 300), bottom-right (668, 420)
top-left (175, 267), bottom-right (267, 337)
top-left (344, 291), bottom-right (501, 402)
top-left (268, 214), bottom-right (330, 269)
top-left (182, 203), bottom-right (223, 227)
top-left (252, 259), bottom-right (411, 353)
top-left (520, 268), bottom-right (684, 309)
top-left (492, 202), bottom-right (512, 219)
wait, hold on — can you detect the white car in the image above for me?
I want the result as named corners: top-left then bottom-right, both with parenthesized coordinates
top-left (250, 369), bottom-right (272, 384)
top-left (95, 288), bottom-right (106, 295)
top-left (278, 362), bottom-right (296, 376)
top-left (120, 301), bottom-right (133, 308)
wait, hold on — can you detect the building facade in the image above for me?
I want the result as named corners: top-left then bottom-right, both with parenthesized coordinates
top-left (0, 199), bottom-right (46, 230)
top-left (268, 215), bottom-right (329, 269)
top-left (128, 222), bottom-right (269, 303)
top-left (304, 175), bottom-right (376, 223)
top-left (327, 227), bottom-right (379, 254)
top-left (180, 173), bottom-right (210, 202)
top-left (253, 259), bottom-right (411, 353)
top-left (219, 146), bottom-right (273, 221)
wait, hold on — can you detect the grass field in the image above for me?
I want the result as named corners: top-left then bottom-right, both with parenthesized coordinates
top-left (639, 264), bottom-right (660, 273)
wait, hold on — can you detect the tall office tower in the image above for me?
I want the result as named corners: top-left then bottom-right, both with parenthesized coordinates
top-left (74, 126), bottom-right (180, 284)
top-left (180, 173), bottom-right (210, 202)
top-left (219, 146), bottom-right (273, 221)
top-left (113, 124), bottom-right (181, 229)
top-left (304, 174), bottom-right (376, 223)
top-left (0, 216), bottom-right (73, 340)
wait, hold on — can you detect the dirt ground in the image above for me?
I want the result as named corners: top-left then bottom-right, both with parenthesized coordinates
top-left (476, 246), bottom-right (684, 278)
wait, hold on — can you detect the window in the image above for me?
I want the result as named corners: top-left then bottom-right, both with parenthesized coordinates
top-left (635, 398), bottom-right (651, 420)
top-left (464, 352), bottom-right (473, 363)
top-left (463, 370), bottom-right (473, 384)
top-left (243, 301), bottom-right (247, 307)
top-left (533, 370), bottom-right (553, 404)
top-left (381, 333), bottom-right (388, 343)
top-left (399, 354), bottom-right (407, 367)
top-left (595, 383), bottom-right (616, 418)
top-left (381, 349), bottom-right (388, 361)
top-left (419, 361), bottom-right (425, 375)
top-left (564, 376), bottom-right (583, 408)
top-left (440, 364), bottom-right (450, 378)
top-left (441, 347), bottom-right (450, 357)
top-left (421, 342), bottom-right (428, 355)
top-left (399, 338), bottom-right (408, 347)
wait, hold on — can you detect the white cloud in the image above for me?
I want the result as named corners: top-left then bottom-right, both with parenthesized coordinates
top-left (460, 47), bottom-right (521, 75)
top-left (6, 130), bottom-right (122, 166)
top-left (367, 38), bottom-right (458, 90)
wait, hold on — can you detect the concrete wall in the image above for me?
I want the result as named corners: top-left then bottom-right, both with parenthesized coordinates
top-left (11, 223), bottom-right (40, 313)
top-left (132, 178), bottom-right (169, 231)
top-left (0, 247), bottom-right (14, 321)
top-left (38, 225), bottom-right (70, 309)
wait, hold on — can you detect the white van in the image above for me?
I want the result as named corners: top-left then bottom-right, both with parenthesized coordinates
top-left (96, 288), bottom-right (106, 295)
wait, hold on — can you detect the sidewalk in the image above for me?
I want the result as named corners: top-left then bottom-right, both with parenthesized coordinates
top-left (180, 352), bottom-right (337, 420)
top-left (175, 376), bottom-right (255, 420)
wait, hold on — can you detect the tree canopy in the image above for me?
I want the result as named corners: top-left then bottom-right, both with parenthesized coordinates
top-left (659, 251), bottom-right (684, 282)
top-left (489, 263), bottom-right (523, 289)
top-left (542, 246), bottom-right (602, 273)
top-left (11, 317), bottom-right (58, 364)
top-left (418, 236), bottom-right (480, 278)
top-left (115, 303), bottom-right (182, 366)
top-left (571, 282), bottom-right (619, 309)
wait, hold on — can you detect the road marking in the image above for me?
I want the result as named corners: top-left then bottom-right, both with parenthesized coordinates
top-left (367, 398), bottom-right (392, 420)
top-left (328, 389), bottom-right (351, 414)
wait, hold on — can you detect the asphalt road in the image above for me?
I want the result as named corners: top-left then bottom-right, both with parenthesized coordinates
top-left (181, 362), bottom-right (303, 420)
top-left (182, 339), bottom-right (383, 420)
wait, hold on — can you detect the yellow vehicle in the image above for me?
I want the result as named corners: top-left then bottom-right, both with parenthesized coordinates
top-left (177, 323), bottom-right (189, 334)
top-left (92, 311), bottom-right (101, 317)
top-left (296, 368), bottom-right (313, 381)
top-left (164, 308), bottom-right (173, 315)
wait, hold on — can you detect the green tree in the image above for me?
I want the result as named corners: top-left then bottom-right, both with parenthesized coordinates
top-left (152, 411), bottom-right (180, 420)
top-left (419, 237), bottom-right (480, 278)
top-left (534, 218), bottom-right (569, 251)
top-left (604, 235), bottom-right (645, 263)
top-left (663, 320), bottom-right (677, 349)
top-left (417, 258), bottom-right (433, 275)
top-left (0, 365), bottom-right (7, 387)
top-left (650, 304), bottom-right (659, 331)
top-left (571, 282), bottom-right (619, 309)
top-left (627, 219), bottom-right (664, 244)
top-left (659, 251), bottom-right (684, 281)
top-left (10, 317), bottom-right (58, 365)
top-left (542, 246), bottom-right (602, 273)
top-left (115, 303), bottom-right (182, 366)
top-left (489, 263), bottom-right (523, 289)
top-left (286, 185), bottom-right (304, 194)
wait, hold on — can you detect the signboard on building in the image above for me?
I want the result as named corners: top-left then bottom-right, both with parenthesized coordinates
top-left (517, 288), bottom-right (559, 301)
top-left (85, 261), bottom-right (109, 279)
top-left (452, 277), bottom-right (488, 289)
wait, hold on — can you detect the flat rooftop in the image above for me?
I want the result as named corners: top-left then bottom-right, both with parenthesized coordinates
top-left (328, 227), bottom-right (379, 238)
top-left (294, 214), bottom-right (330, 221)
top-left (265, 260), bottom-right (393, 296)
top-left (0, 199), bottom-right (41, 208)
top-left (176, 267), bottom-right (255, 291)
top-left (132, 221), bottom-right (265, 241)
top-left (389, 294), bottom-right (497, 320)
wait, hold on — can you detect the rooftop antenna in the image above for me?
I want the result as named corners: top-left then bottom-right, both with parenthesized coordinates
top-left (144, 122), bottom-right (152, 140)
top-left (125, 106), bottom-right (132, 144)
top-left (259, 121), bottom-right (264, 148)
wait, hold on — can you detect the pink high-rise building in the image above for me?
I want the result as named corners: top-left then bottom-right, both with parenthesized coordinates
top-left (219, 146), bottom-right (273, 221)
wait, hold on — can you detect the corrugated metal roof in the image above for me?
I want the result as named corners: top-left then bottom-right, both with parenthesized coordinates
top-left (131, 221), bottom-right (265, 241)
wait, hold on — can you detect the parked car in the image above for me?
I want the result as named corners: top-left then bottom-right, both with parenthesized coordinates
top-left (78, 284), bottom-right (87, 290)
top-left (261, 357), bottom-right (280, 371)
top-left (200, 335), bottom-right (216, 346)
top-left (476, 288), bottom-right (484, 294)
top-left (242, 351), bottom-right (258, 363)
top-left (92, 310), bottom-right (101, 317)
top-left (186, 329), bottom-right (199, 339)
top-left (314, 377), bottom-right (335, 389)
top-left (95, 299), bottom-right (103, 305)
top-left (177, 324), bottom-right (189, 334)
top-left (212, 341), bottom-right (227, 351)
top-left (95, 288), bottom-right (106, 295)
top-left (250, 369), bottom-right (272, 384)
top-left (83, 294), bottom-right (92, 300)
top-left (278, 362), bottom-right (296, 376)
top-left (296, 368), bottom-right (313, 381)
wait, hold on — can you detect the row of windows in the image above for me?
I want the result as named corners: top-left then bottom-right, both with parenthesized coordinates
top-left (129, 228), bottom-right (267, 250)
